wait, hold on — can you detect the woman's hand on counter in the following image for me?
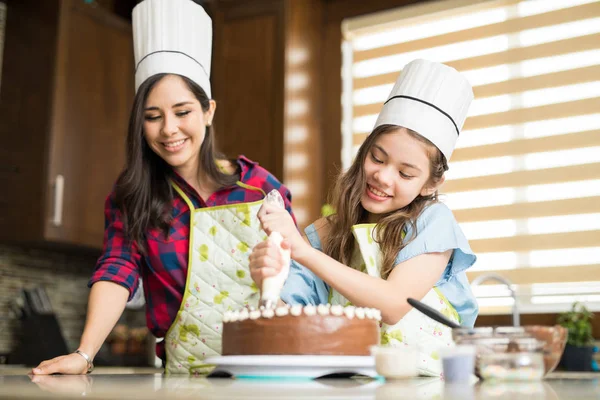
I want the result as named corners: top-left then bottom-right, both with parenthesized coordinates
top-left (31, 353), bottom-right (89, 375)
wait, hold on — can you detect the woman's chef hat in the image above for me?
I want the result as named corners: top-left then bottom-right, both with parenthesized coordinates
top-left (132, 0), bottom-right (212, 97)
top-left (374, 59), bottom-right (473, 161)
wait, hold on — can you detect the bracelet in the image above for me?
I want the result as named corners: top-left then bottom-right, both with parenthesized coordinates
top-left (74, 350), bottom-right (94, 374)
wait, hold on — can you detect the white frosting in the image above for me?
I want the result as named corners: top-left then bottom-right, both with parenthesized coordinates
top-left (331, 304), bottom-right (344, 316)
top-left (304, 305), bottom-right (317, 316)
top-left (355, 308), bottom-right (366, 319)
top-left (290, 305), bottom-right (303, 316)
top-left (261, 308), bottom-right (275, 319)
top-left (317, 304), bottom-right (330, 316)
top-left (373, 309), bottom-right (382, 321)
top-left (344, 306), bottom-right (356, 319)
top-left (249, 310), bottom-right (261, 320)
top-left (275, 307), bottom-right (289, 317)
top-left (222, 305), bottom-right (382, 322)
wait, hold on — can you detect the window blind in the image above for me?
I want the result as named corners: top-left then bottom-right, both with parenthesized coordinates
top-left (342, 0), bottom-right (600, 314)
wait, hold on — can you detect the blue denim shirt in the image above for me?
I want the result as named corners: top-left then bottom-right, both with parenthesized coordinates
top-left (280, 202), bottom-right (479, 328)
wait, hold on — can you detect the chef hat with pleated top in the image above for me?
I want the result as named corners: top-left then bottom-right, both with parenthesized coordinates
top-left (133, 0), bottom-right (212, 98)
top-left (374, 59), bottom-right (473, 161)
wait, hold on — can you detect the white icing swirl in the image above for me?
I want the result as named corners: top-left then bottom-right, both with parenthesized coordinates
top-left (355, 307), bottom-right (365, 319)
top-left (275, 307), bottom-right (289, 317)
top-left (290, 305), bottom-right (303, 316)
top-left (317, 304), bottom-right (330, 316)
top-left (222, 304), bottom-right (383, 323)
top-left (344, 306), bottom-right (355, 319)
top-left (304, 305), bottom-right (317, 316)
top-left (223, 311), bottom-right (232, 323)
top-left (331, 304), bottom-right (343, 316)
top-left (373, 309), bottom-right (382, 321)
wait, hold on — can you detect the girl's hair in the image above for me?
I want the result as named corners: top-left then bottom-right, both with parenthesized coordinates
top-left (323, 124), bottom-right (448, 279)
top-left (115, 73), bottom-right (238, 254)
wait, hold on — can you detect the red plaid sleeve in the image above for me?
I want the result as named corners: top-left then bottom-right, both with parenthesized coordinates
top-left (239, 155), bottom-right (297, 226)
top-left (89, 190), bottom-right (142, 300)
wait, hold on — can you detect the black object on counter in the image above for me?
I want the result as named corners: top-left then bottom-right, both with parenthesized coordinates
top-left (407, 297), bottom-right (462, 329)
top-left (10, 287), bottom-right (69, 366)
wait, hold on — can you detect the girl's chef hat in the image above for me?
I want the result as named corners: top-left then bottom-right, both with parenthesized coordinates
top-left (132, 0), bottom-right (212, 98)
top-left (374, 59), bottom-right (473, 160)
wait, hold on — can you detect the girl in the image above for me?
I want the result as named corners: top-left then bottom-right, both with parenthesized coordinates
top-left (33, 0), bottom-right (295, 376)
top-left (250, 59), bottom-right (478, 376)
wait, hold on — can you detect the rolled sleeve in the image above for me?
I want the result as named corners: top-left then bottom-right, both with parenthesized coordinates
top-left (394, 202), bottom-right (476, 286)
top-left (89, 192), bottom-right (141, 300)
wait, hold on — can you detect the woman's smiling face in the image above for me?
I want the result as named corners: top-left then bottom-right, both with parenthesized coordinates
top-left (142, 74), bottom-right (215, 175)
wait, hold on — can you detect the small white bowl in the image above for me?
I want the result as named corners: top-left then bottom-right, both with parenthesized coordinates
top-left (370, 345), bottom-right (418, 379)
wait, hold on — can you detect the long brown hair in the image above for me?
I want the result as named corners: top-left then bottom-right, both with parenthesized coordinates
top-left (323, 124), bottom-right (448, 279)
top-left (115, 73), bottom-right (238, 254)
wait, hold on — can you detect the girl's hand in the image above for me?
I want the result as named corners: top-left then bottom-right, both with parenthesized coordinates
top-left (257, 202), bottom-right (306, 257)
top-left (249, 240), bottom-right (292, 288)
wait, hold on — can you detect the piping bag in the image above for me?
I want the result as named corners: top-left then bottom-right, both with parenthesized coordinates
top-left (259, 190), bottom-right (291, 309)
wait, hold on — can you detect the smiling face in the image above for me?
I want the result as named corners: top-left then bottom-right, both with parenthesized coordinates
top-left (142, 74), bottom-right (216, 177)
top-left (360, 127), bottom-right (443, 221)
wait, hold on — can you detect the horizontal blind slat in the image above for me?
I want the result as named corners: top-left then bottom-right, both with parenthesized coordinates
top-left (463, 97), bottom-right (600, 131)
top-left (353, 2), bottom-right (600, 62)
top-left (442, 162), bottom-right (600, 192)
top-left (453, 196), bottom-right (600, 222)
top-left (474, 65), bottom-right (600, 99)
top-left (353, 33), bottom-right (600, 90)
top-left (451, 129), bottom-right (600, 161)
top-left (353, 65), bottom-right (600, 119)
top-left (470, 230), bottom-right (600, 253)
top-left (467, 264), bottom-right (600, 285)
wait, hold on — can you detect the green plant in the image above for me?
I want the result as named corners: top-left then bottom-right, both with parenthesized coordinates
top-left (557, 301), bottom-right (594, 347)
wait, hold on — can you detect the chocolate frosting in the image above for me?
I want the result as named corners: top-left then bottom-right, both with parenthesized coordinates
top-left (222, 314), bottom-right (380, 356)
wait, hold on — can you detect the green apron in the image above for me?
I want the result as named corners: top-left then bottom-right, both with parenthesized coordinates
top-left (329, 224), bottom-right (460, 377)
top-left (164, 181), bottom-right (267, 374)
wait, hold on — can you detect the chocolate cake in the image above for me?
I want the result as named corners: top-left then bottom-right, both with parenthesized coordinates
top-left (221, 304), bottom-right (381, 356)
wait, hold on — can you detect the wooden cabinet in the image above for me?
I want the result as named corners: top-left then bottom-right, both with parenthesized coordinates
top-left (210, 0), bottom-right (324, 228)
top-left (0, 0), bottom-right (134, 249)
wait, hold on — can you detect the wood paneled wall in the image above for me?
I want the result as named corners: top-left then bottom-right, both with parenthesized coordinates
top-left (210, 0), bottom-right (326, 228)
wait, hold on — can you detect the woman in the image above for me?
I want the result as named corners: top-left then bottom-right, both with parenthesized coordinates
top-left (32, 0), bottom-right (295, 375)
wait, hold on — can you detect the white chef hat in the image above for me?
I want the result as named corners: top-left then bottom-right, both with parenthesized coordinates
top-left (373, 59), bottom-right (473, 161)
top-left (132, 0), bottom-right (212, 98)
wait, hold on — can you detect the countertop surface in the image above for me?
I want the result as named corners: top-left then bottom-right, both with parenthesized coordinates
top-left (0, 368), bottom-right (599, 399)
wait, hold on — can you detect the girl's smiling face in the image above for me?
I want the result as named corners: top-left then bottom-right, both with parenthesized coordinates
top-left (361, 128), bottom-right (443, 221)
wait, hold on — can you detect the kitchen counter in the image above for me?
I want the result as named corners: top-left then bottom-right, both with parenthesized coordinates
top-left (0, 369), bottom-right (599, 399)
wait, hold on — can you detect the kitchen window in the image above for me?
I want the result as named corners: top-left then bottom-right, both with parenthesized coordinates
top-left (342, 0), bottom-right (600, 314)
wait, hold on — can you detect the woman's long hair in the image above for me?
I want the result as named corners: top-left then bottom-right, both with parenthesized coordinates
top-left (323, 125), bottom-right (448, 279)
top-left (115, 74), bottom-right (238, 254)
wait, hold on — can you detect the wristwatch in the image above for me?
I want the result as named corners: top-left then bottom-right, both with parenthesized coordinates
top-left (74, 350), bottom-right (94, 374)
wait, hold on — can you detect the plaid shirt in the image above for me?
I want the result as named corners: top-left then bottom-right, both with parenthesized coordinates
top-left (89, 156), bottom-right (295, 360)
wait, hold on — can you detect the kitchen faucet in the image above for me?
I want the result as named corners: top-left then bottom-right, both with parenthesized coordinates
top-left (471, 273), bottom-right (520, 326)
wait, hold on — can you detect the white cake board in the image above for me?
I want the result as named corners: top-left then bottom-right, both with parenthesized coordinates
top-left (205, 355), bottom-right (378, 379)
